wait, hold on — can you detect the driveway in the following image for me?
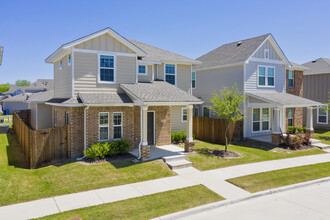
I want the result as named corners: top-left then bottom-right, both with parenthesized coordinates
top-left (183, 181), bottom-right (330, 220)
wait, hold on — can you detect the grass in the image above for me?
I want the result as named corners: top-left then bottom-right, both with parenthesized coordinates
top-left (0, 132), bottom-right (175, 206)
top-left (187, 140), bottom-right (325, 171)
top-left (38, 185), bottom-right (224, 220)
top-left (314, 129), bottom-right (330, 145)
top-left (227, 162), bottom-right (330, 193)
top-left (0, 115), bottom-right (12, 127)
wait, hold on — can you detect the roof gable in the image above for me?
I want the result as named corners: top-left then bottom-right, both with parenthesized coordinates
top-left (303, 58), bottom-right (330, 74)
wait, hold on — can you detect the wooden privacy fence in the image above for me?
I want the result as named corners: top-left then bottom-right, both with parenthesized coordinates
top-left (193, 116), bottom-right (243, 145)
top-left (13, 110), bottom-right (71, 169)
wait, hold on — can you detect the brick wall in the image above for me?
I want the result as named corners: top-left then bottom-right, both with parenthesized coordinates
top-left (149, 106), bottom-right (171, 146)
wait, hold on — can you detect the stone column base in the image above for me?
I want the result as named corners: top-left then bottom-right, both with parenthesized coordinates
top-left (305, 129), bottom-right (314, 138)
top-left (141, 146), bottom-right (150, 158)
top-left (272, 133), bottom-right (281, 145)
top-left (184, 141), bottom-right (195, 153)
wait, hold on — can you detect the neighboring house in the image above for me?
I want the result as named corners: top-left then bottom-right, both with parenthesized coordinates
top-left (26, 90), bottom-right (54, 130)
top-left (192, 34), bottom-right (321, 144)
top-left (3, 79), bottom-right (54, 96)
top-left (0, 46), bottom-right (3, 66)
top-left (302, 58), bottom-right (330, 129)
top-left (2, 93), bottom-right (31, 114)
top-left (42, 27), bottom-right (202, 158)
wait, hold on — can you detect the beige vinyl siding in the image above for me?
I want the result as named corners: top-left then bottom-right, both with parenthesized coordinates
top-left (29, 103), bottom-right (37, 129)
top-left (171, 106), bottom-right (187, 133)
top-left (74, 33), bottom-right (134, 54)
top-left (38, 103), bottom-right (52, 129)
top-left (252, 39), bottom-right (281, 60)
top-left (157, 63), bottom-right (165, 81)
top-left (138, 65), bottom-right (153, 82)
top-left (177, 64), bottom-right (192, 93)
top-left (54, 54), bottom-right (72, 98)
top-left (74, 52), bottom-right (136, 93)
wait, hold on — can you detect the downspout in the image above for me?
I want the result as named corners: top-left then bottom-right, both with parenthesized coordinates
top-left (77, 105), bottom-right (89, 161)
top-left (133, 104), bottom-right (143, 162)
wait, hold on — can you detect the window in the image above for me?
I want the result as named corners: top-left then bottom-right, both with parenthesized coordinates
top-left (192, 72), bottom-right (196, 89)
top-left (100, 55), bottom-right (115, 82)
top-left (258, 66), bottom-right (275, 87)
top-left (182, 108), bottom-right (187, 122)
top-left (138, 65), bottom-right (147, 75)
top-left (318, 105), bottom-right (328, 124)
top-left (193, 106), bottom-right (199, 116)
top-left (113, 112), bottom-right (123, 139)
top-left (59, 60), bottom-right (62, 70)
top-left (264, 49), bottom-right (269, 59)
top-left (253, 108), bottom-right (270, 132)
top-left (288, 70), bottom-right (294, 88)
top-left (288, 108), bottom-right (294, 126)
top-left (99, 113), bottom-right (109, 141)
top-left (203, 107), bottom-right (210, 117)
top-left (165, 64), bottom-right (176, 85)
top-left (68, 54), bottom-right (71, 66)
top-left (54, 109), bottom-right (57, 127)
top-left (65, 111), bottom-right (69, 125)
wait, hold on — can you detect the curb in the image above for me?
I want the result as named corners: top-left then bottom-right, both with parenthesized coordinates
top-left (153, 176), bottom-right (330, 220)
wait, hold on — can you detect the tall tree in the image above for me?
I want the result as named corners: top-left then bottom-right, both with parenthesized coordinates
top-left (209, 84), bottom-right (246, 152)
top-left (15, 80), bottom-right (31, 86)
top-left (0, 83), bottom-right (10, 93)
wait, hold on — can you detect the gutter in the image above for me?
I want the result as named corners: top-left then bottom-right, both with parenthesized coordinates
top-left (84, 106), bottom-right (90, 151)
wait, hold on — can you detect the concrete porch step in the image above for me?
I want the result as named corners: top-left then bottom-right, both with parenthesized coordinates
top-left (312, 143), bottom-right (330, 150)
top-left (166, 160), bottom-right (193, 170)
top-left (311, 139), bottom-right (322, 145)
top-left (162, 155), bottom-right (186, 163)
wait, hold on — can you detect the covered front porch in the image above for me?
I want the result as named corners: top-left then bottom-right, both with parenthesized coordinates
top-left (245, 92), bottom-right (322, 144)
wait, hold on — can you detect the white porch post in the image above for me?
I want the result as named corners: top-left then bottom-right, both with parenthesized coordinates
top-left (142, 105), bottom-right (148, 146)
top-left (272, 107), bottom-right (281, 144)
top-left (306, 106), bottom-right (314, 137)
top-left (186, 104), bottom-right (193, 142)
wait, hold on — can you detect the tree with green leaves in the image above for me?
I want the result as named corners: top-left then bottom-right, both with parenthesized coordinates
top-left (0, 83), bottom-right (10, 93)
top-left (15, 80), bottom-right (31, 87)
top-left (209, 83), bottom-right (246, 152)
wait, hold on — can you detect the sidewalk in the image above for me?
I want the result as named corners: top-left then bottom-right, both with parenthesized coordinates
top-left (1, 153), bottom-right (330, 219)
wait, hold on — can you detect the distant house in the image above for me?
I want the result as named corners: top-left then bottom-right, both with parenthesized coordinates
top-left (3, 79), bottom-right (54, 96)
top-left (302, 58), bottom-right (330, 129)
top-left (2, 93), bottom-right (31, 114)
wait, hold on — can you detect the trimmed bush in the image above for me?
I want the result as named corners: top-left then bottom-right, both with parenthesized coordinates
top-left (109, 139), bottom-right (130, 156)
top-left (84, 142), bottom-right (108, 159)
top-left (287, 126), bottom-right (306, 134)
top-left (179, 130), bottom-right (187, 142)
top-left (171, 130), bottom-right (187, 143)
top-left (84, 139), bottom-right (130, 159)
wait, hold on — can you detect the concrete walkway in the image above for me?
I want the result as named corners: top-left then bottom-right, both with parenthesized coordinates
top-left (1, 153), bottom-right (330, 219)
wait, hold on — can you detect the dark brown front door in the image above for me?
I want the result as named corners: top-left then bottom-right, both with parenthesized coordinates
top-left (147, 112), bottom-right (155, 145)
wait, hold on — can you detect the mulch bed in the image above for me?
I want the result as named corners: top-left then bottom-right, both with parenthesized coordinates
top-left (209, 150), bottom-right (242, 158)
top-left (81, 153), bottom-right (134, 165)
top-left (278, 144), bottom-right (314, 151)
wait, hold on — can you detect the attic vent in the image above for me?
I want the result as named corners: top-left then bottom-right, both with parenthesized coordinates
top-left (312, 60), bottom-right (317, 63)
top-left (237, 41), bottom-right (242, 46)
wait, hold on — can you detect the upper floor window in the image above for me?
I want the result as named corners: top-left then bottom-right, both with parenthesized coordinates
top-left (317, 105), bottom-right (328, 124)
top-left (138, 65), bottom-right (147, 75)
top-left (264, 49), bottom-right (269, 59)
top-left (192, 72), bottom-right (196, 89)
top-left (165, 64), bottom-right (176, 85)
top-left (182, 108), bottom-right (187, 122)
top-left (288, 108), bottom-right (294, 126)
top-left (258, 66), bottom-right (275, 87)
top-left (68, 54), bottom-right (71, 66)
top-left (288, 70), bottom-right (294, 88)
top-left (59, 60), bottom-right (62, 70)
top-left (99, 55), bottom-right (115, 83)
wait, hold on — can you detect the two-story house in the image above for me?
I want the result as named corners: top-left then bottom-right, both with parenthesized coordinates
top-left (43, 28), bottom-right (202, 158)
top-left (192, 34), bottom-right (321, 144)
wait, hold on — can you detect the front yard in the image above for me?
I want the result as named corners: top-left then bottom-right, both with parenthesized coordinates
top-left (187, 140), bottom-right (325, 171)
top-left (0, 132), bottom-right (175, 206)
top-left (314, 129), bottom-right (330, 145)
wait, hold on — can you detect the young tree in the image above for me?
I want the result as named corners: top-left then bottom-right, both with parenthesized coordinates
top-left (209, 84), bottom-right (246, 152)
top-left (0, 83), bottom-right (10, 93)
top-left (15, 80), bottom-right (31, 86)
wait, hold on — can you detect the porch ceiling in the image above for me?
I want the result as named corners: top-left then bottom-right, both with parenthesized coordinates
top-left (246, 91), bottom-right (323, 108)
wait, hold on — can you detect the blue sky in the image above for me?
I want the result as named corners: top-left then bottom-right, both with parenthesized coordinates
top-left (0, 0), bottom-right (330, 84)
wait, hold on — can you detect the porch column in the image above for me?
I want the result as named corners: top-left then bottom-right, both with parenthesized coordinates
top-left (306, 106), bottom-right (314, 137)
top-left (142, 105), bottom-right (148, 146)
top-left (185, 104), bottom-right (195, 152)
top-left (272, 107), bottom-right (281, 144)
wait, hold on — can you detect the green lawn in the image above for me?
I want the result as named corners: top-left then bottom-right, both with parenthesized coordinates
top-left (314, 129), bottom-right (330, 145)
top-left (38, 185), bottom-right (224, 220)
top-left (227, 162), bottom-right (330, 193)
top-left (187, 140), bottom-right (325, 171)
top-left (0, 132), bottom-right (175, 206)
top-left (0, 115), bottom-right (12, 127)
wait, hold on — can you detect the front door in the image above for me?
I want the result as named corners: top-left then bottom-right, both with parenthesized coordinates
top-left (147, 111), bottom-right (155, 145)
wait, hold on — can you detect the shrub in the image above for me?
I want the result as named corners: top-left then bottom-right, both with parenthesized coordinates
top-left (109, 139), bottom-right (130, 155)
top-left (282, 132), bottom-right (311, 150)
top-left (287, 126), bottom-right (306, 134)
top-left (171, 131), bottom-right (181, 143)
top-left (84, 139), bottom-right (130, 159)
top-left (193, 134), bottom-right (195, 140)
top-left (179, 130), bottom-right (187, 142)
top-left (84, 142), bottom-right (108, 159)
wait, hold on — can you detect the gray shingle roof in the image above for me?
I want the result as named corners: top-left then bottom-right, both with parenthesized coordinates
top-left (47, 97), bottom-right (83, 105)
top-left (129, 40), bottom-right (201, 64)
top-left (302, 58), bottom-right (330, 74)
top-left (246, 92), bottom-right (322, 107)
top-left (5, 79), bottom-right (54, 94)
top-left (290, 62), bottom-right (308, 70)
top-left (120, 81), bottom-right (202, 103)
top-left (79, 92), bottom-right (133, 104)
top-left (3, 93), bottom-right (31, 103)
top-left (194, 34), bottom-right (270, 70)
top-left (27, 90), bottom-right (54, 102)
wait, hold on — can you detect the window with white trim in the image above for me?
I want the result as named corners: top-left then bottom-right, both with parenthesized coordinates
top-left (54, 109), bottom-right (57, 127)
top-left (193, 106), bottom-right (199, 116)
top-left (317, 105), bottom-right (328, 124)
top-left (182, 108), bottom-right (187, 122)
top-left (68, 54), bottom-right (71, 66)
top-left (203, 107), bottom-right (210, 118)
top-left (65, 111), bottom-right (69, 125)
top-left (258, 66), bottom-right (275, 87)
top-left (253, 108), bottom-right (270, 132)
top-left (288, 70), bottom-right (294, 88)
top-left (138, 65), bottom-right (147, 75)
top-left (288, 108), bottom-right (294, 126)
top-left (99, 113), bottom-right (109, 141)
top-left (192, 72), bottom-right (196, 88)
top-left (264, 49), bottom-right (269, 59)
top-left (59, 60), bottom-right (62, 70)
top-left (100, 55), bottom-right (115, 82)
top-left (113, 112), bottom-right (123, 139)
top-left (165, 64), bottom-right (176, 85)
